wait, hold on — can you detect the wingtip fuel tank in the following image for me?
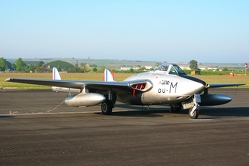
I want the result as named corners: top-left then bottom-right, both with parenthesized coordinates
top-left (199, 94), bottom-right (232, 106)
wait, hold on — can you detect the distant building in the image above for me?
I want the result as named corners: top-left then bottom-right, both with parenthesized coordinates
top-left (144, 66), bottom-right (153, 70)
top-left (191, 70), bottom-right (201, 75)
top-left (180, 66), bottom-right (191, 70)
top-left (207, 68), bottom-right (218, 71)
top-left (199, 68), bottom-right (206, 71)
top-left (120, 67), bottom-right (139, 71)
top-left (23, 61), bottom-right (45, 66)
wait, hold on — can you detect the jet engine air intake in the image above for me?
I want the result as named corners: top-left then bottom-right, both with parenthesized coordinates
top-left (131, 83), bottom-right (146, 96)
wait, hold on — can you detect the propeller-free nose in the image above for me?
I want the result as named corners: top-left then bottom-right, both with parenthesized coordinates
top-left (179, 75), bottom-right (206, 94)
top-left (180, 75), bottom-right (206, 87)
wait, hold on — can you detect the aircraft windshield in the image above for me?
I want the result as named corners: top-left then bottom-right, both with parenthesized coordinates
top-left (172, 64), bottom-right (187, 75)
top-left (155, 63), bottom-right (170, 71)
top-left (155, 63), bottom-right (187, 75)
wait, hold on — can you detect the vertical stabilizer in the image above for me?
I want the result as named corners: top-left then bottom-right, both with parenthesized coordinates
top-left (104, 69), bottom-right (115, 82)
top-left (52, 67), bottom-right (61, 80)
top-left (52, 67), bottom-right (80, 93)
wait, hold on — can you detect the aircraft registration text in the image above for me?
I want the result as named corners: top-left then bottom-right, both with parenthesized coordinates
top-left (158, 80), bottom-right (178, 93)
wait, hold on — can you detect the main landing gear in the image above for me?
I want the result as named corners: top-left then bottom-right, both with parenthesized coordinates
top-left (101, 90), bottom-right (115, 115)
top-left (170, 103), bottom-right (182, 113)
top-left (101, 100), bottom-right (113, 115)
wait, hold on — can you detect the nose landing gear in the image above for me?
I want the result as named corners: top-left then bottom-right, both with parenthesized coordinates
top-left (188, 94), bottom-right (200, 119)
top-left (182, 94), bottom-right (201, 119)
top-left (189, 103), bottom-right (199, 119)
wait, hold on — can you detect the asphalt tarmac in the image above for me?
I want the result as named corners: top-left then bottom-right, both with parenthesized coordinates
top-left (0, 89), bottom-right (248, 165)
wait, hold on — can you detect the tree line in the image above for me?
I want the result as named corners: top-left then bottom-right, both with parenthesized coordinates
top-left (0, 57), bottom-right (98, 73)
top-left (0, 57), bottom-right (45, 72)
top-left (0, 57), bottom-right (238, 74)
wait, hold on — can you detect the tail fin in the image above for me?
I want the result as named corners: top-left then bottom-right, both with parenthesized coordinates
top-left (104, 69), bottom-right (115, 82)
top-left (52, 67), bottom-right (80, 93)
top-left (52, 67), bottom-right (61, 93)
top-left (52, 67), bottom-right (61, 80)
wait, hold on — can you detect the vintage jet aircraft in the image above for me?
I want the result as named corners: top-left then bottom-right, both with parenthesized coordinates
top-left (5, 63), bottom-right (245, 119)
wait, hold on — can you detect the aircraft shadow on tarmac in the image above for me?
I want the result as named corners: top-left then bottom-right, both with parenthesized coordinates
top-left (94, 104), bottom-right (169, 117)
top-left (0, 115), bottom-right (15, 119)
top-left (199, 107), bottom-right (249, 118)
top-left (95, 104), bottom-right (249, 118)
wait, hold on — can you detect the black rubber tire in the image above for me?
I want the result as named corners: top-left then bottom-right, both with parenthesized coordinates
top-left (101, 100), bottom-right (113, 115)
top-left (189, 109), bottom-right (199, 119)
top-left (170, 103), bottom-right (182, 113)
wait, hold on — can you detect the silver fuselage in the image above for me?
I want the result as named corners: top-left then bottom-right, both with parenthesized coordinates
top-left (117, 71), bottom-right (205, 105)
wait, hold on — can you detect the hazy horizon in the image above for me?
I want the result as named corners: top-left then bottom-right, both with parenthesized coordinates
top-left (4, 57), bottom-right (247, 66)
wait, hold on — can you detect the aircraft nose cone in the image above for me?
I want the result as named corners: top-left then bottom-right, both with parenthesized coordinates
top-left (181, 75), bottom-right (206, 93)
top-left (181, 75), bottom-right (206, 87)
top-left (194, 81), bottom-right (206, 93)
top-left (193, 77), bottom-right (206, 87)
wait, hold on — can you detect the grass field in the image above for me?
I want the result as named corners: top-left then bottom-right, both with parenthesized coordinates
top-left (1, 72), bottom-right (248, 89)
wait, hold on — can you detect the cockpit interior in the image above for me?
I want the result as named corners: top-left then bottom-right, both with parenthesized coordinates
top-left (155, 63), bottom-right (187, 76)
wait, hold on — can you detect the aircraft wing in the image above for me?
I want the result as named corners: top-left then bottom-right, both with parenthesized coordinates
top-left (5, 78), bottom-right (153, 93)
top-left (208, 83), bottom-right (245, 88)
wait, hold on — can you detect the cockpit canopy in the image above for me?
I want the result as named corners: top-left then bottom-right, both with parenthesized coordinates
top-left (155, 63), bottom-right (187, 75)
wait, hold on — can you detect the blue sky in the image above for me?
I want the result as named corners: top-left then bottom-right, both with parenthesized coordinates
top-left (1, 0), bottom-right (248, 63)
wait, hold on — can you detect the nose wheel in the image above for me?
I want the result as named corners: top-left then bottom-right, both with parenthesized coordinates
top-left (189, 99), bottom-right (199, 119)
top-left (189, 106), bottom-right (199, 119)
top-left (188, 94), bottom-right (200, 119)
